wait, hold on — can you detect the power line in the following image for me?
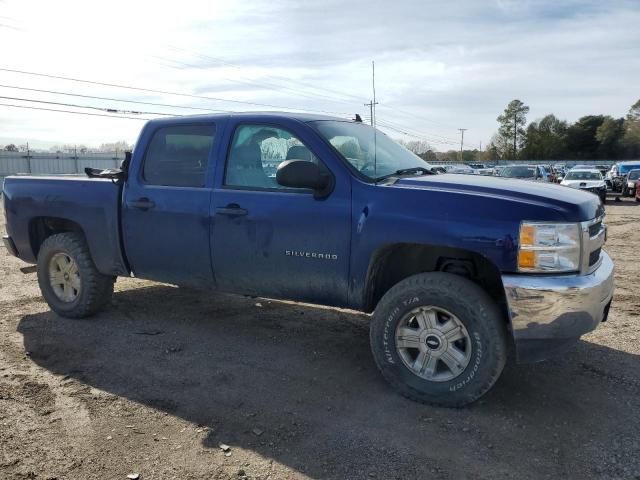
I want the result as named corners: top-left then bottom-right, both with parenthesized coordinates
top-left (154, 54), bottom-right (365, 107)
top-left (0, 102), bottom-right (151, 120)
top-left (0, 83), bottom-right (230, 114)
top-left (375, 118), bottom-right (458, 145)
top-left (375, 120), bottom-right (458, 146)
top-left (377, 103), bottom-right (460, 132)
top-left (0, 67), bottom-right (354, 116)
top-left (379, 115), bottom-right (459, 143)
top-left (165, 46), bottom-right (369, 103)
top-left (0, 95), bottom-right (175, 116)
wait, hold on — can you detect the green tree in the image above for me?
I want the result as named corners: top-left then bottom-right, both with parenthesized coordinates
top-left (566, 115), bottom-right (605, 159)
top-left (522, 114), bottom-right (568, 160)
top-left (4, 144), bottom-right (18, 152)
top-left (623, 99), bottom-right (640, 157)
top-left (497, 99), bottom-right (530, 158)
top-left (488, 132), bottom-right (512, 160)
top-left (481, 142), bottom-right (501, 161)
top-left (596, 116), bottom-right (625, 158)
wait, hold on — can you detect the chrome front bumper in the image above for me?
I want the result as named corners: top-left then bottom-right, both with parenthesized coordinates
top-left (502, 251), bottom-right (614, 363)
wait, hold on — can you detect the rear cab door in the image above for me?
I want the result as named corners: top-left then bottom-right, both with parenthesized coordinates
top-left (122, 117), bottom-right (227, 288)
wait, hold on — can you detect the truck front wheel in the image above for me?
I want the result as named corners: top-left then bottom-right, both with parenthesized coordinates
top-left (37, 232), bottom-right (115, 318)
top-left (370, 272), bottom-right (507, 407)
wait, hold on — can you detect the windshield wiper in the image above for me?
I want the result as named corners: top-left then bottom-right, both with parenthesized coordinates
top-left (375, 166), bottom-right (434, 182)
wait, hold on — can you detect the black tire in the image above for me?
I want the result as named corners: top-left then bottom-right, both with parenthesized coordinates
top-left (370, 272), bottom-right (507, 407)
top-left (37, 232), bottom-right (115, 318)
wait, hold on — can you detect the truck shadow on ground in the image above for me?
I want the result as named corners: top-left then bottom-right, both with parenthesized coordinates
top-left (18, 284), bottom-right (640, 479)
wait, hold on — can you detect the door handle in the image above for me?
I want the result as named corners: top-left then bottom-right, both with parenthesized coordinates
top-left (216, 204), bottom-right (248, 216)
top-left (128, 198), bottom-right (156, 210)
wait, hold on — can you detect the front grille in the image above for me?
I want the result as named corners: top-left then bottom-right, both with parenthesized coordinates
top-left (589, 221), bottom-right (602, 237)
top-left (589, 247), bottom-right (601, 267)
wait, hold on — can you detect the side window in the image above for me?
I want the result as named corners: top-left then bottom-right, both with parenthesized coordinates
top-left (143, 124), bottom-right (216, 187)
top-left (224, 124), bottom-right (318, 189)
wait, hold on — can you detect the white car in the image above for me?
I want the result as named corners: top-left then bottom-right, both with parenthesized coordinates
top-left (560, 169), bottom-right (607, 203)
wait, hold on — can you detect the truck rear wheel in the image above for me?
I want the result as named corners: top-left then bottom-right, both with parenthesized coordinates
top-left (37, 232), bottom-right (115, 318)
top-left (370, 272), bottom-right (507, 407)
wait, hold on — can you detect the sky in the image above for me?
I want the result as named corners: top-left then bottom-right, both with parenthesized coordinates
top-left (0, 0), bottom-right (639, 151)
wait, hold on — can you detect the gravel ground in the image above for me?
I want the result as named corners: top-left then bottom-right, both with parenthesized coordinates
top-left (1, 198), bottom-right (639, 480)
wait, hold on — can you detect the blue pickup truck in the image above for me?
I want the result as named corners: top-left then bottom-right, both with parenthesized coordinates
top-left (2, 112), bottom-right (614, 406)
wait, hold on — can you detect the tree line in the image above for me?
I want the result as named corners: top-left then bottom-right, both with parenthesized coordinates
top-left (482, 98), bottom-right (640, 161)
top-left (1, 141), bottom-right (134, 154)
top-left (402, 98), bottom-right (640, 162)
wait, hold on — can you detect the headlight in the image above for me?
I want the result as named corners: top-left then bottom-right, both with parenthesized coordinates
top-left (629, 182), bottom-right (635, 188)
top-left (518, 222), bottom-right (581, 272)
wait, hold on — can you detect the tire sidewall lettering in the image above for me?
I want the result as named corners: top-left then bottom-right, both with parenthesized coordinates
top-left (380, 291), bottom-right (487, 393)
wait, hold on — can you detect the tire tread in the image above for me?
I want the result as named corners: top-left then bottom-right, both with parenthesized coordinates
top-left (37, 232), bottom-right (114, 318)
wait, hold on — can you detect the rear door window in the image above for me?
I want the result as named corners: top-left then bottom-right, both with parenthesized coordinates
top-left (143, 124), bottom-right (216, 187)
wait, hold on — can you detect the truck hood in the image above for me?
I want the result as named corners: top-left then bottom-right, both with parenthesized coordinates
top-left (391, 174), bottom-right (603, 221)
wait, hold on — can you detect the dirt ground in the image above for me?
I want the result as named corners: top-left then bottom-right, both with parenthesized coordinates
top-left (1, 198), bottom-right (639, 480)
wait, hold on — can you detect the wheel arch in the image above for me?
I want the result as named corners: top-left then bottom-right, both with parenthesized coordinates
top-left (29, 216), bottom-right (86, 259)
top-left (363, 243), bottom-right (508, 321)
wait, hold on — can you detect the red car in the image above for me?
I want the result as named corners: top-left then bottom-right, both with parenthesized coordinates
top-left (636, 180), bottom-right (640, 202)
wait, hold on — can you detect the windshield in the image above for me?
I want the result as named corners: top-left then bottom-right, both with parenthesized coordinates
top-left (628, 170), bottom-right (640, 180)
top-left (565, 171), bottom-right (602, 181)
top-left (309, 121), bottom-right (428, 180)
top-left (500, 166), bottom-right (536, 178)
top-left (620, 164), bottom-right (640, 174)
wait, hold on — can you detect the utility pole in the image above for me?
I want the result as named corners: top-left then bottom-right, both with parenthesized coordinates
top-left (479, 141), bottom-right (482, 152)
top-left (372, 61), bottom-right (377, 128)
top-left (26, 141), bottom-right (31, 173)
top-left (513, 112), bottom-right (517, 159)
top-left (364, 100), bottom-right (378, 126)
top-left (458, 128), bottom-right (468, 162)
top-left (363, 61), bottom-right (379, 128)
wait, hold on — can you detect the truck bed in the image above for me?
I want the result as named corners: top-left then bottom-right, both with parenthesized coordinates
top-left (2, 175), bottom-right (128, 276)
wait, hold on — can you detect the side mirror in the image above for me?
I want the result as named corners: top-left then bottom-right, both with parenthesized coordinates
top-left (276, 160), bottom-right (333, 197)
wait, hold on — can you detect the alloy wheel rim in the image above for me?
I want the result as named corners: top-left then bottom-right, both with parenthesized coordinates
top-left (48, 252), bottom-right (81, 303)
top-left (395, 306), bottom-right (472, 382)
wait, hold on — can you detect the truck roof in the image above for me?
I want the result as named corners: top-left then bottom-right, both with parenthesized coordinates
top-left (145, 111), bottom-right (350, 126)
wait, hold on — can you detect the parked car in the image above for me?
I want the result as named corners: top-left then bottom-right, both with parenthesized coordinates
top-left (466, 163), bottom-right (494, 175)
top-left (555, 167), bottom-right (567, 182)
top-left (428, 164), bottom-right (472, 174)
top-left (624, 169), bottom-right (640, 197)
top-left (542, 164), bottom-right (558, 183)
top-left (498, 164), bottom-right (550, 181)
top-left (443, 163), bottom-right (475, 174)
top-left (560, 169), bottom-right (607, 203)
top-left (493, 165), bottom-right (505, 176)
top-left (609, 161), bottom-right (640, 195)
top-left (636, 178), bottom-right (640, 203)
top-left (2, 112), bottom-right (614, 407)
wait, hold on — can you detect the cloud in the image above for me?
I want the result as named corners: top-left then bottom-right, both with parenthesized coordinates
top-left (0, 0), bottom-right (638, 150)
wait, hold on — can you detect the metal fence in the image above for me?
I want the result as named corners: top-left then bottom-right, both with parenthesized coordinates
top-left (0, 150), bottom-right (126, 184)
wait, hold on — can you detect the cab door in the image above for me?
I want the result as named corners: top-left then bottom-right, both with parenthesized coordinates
top-left (122, 121), bottom-right (219, 288)
top-left (210, 120), bottom-right (352, 307)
